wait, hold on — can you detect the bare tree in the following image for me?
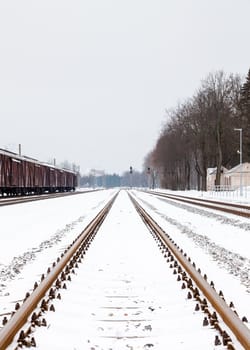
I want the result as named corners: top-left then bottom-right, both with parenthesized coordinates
top-left (147, 70), bottom-right (242, 191)
top-left (201, 71), bottom-right (242, 185)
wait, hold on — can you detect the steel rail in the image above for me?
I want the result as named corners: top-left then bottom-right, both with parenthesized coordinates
top-left (147, 190), bottom-right (250, 210)
top-left (129, 194), bottom-right (250, 349)
top-left (143, 190), bottom-right (250, 218)
top-left (0, 190), bottom-right (101, 207)
top-left (0, 193), bottom-right (117, 350)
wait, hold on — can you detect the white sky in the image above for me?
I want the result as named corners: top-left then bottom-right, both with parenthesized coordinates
top-left (1, 1), bottom-right (250, 174)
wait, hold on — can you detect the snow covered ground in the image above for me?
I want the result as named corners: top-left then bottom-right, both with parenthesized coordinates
top-left (154, 188), bottom-right (250, 205)
top-left (29, 190), bottom-right (221, 350)
top-left (133, 190), bottom-right (250, 324)
top-left (0, 190), bottom-right (116, 314)
top-left (0, 189), bottom-right (249, 349)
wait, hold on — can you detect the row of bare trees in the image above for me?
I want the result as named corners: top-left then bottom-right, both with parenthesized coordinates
top-left (145, 69), bottom-right (250, 191)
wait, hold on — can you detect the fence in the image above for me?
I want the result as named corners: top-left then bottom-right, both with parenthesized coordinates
top-left (207, 185), bottom-right (250, 200)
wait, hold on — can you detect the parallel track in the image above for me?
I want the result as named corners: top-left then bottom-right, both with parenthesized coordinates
top-left (1, 190), bottom-right (249, 349)
top-left (0, 190), bottom-right (99, 207)
top-left (0, 193), bottom-right (117, 349)
top-left (129, 193), bottom-right (250, 349)
top-left (143, 190), bottom-right (250, 218)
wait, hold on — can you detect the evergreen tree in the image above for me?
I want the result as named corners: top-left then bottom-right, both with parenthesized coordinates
top-left (240, 69), bottom-right (250, 111)
top-left (239, 69), bottom-right (250, 161)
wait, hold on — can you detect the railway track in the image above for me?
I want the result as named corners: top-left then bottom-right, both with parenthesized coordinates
top-left (143, 190), bottom-right (250, 218)
top-left (0, 192), bottom-right (118, 349)
top-left (0, 190), bottom-right (249, 349)
top-left (0, 190), bottom-right (99, 207)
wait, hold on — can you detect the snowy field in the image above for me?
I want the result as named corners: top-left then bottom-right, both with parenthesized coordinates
top-left (0, 189), bottom-right (249, 349)
top-left (133, 190), bottom-right (250, 324)
top-left (0, 190), bottom-right (116, 313)
top-left (154, 187), bottom-right (250, 204)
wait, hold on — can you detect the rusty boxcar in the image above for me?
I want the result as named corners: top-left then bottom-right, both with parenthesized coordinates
top-left (0, 149), bottom-right (77, 196)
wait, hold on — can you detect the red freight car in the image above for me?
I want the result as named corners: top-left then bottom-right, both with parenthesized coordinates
top-left (0, 149), bottom-right (77, 196)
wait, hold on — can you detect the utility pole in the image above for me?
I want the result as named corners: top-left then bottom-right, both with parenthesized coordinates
top-left (234, 128), bottom-right (243, 196)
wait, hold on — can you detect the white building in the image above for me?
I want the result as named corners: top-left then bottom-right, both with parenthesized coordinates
top-left (224, 163), bottom-right (250, 188)
top-left (207, 166), bottom-right (228, 190)
top-left (207, 163), bottom-right (250, 190)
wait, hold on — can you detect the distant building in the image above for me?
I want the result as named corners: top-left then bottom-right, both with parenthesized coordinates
top-left (207, 166), bottom-right (228, 189)
top-left (207, 163), bottom-right (250, 189)
top-left (89, 169), bottom-right (105, 177)
top-left (224, 163), bottom-right (250, 188)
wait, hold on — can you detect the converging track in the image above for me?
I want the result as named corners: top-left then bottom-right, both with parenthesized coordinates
top-left (0, 190), bottom-right (249, 349)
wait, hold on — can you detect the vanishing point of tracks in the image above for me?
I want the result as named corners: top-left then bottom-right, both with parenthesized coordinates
top-left (0, 191), bottom-right (249, 349)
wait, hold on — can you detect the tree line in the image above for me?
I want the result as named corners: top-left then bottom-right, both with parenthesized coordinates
top-left (80, 170), bottom-right (149, 188)
top-left (144, 69), bottom-right (250, 191)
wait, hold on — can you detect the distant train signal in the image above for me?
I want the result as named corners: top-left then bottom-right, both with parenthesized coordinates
top-left (129, 166), bottom-right (133, 174)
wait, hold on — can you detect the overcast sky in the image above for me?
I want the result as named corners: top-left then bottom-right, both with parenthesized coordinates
top-left (1, 1), bottom-right (250, 175)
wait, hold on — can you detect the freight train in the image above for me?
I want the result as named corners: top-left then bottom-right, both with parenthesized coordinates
top-left (0, 148), bottom-right (77, 196)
